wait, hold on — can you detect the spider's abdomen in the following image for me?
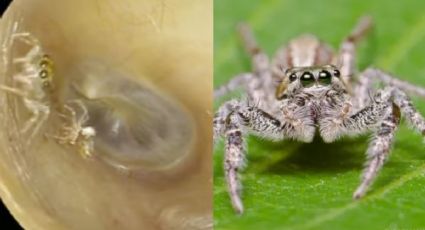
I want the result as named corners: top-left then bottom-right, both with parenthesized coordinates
top-left (290, 35), bottom-right (334, 67)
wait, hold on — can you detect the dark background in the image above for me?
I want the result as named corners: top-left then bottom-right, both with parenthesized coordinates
top-left (0, 0), bottom-right (12, 17)
top-left (1, 1), bottom-right (22, 230)
top-left (0, 199), bottom-right (22, 229)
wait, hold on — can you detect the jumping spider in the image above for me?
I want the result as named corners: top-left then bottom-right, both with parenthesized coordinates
top-left (214, 16), bottom-right (425, 214)
top-left (0, 32), bottom-right (54, 143)
top-left (54, 100), bottom-right (96, 158)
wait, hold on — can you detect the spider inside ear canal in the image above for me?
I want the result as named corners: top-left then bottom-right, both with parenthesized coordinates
top-left (0, 1), bottom-right (211, 229)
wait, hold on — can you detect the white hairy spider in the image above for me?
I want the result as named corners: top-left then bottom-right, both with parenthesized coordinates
top-left (214, 16), bottom-right (425, 214)
top-left (0, 32), bottom-right (54, 142)
top-left (54, 100), bottom-right (96, 158)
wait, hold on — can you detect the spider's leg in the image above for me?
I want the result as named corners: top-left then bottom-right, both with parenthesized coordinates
top-left (2, 17), bottom-right (19, 56)
top-left (237, 23), bottom-right (269, 75)
top-left (11, 33), bottom-right (43, 67)
top-left (352, 71), bottom-right (375, 110)
top-left (353, 102), bottom-right (400, 199)
top-left (214, 73), bottom-right (254, 99)
top-left (220, 100), bottom-right (314, 214)
top-left (354, 87), bottom-right (425, 198)
top-left (322, 86), bottom-right (425, 198)
top-left (50, 131), bottom-right (70, 144)
top-left (58, 104), bottom-right (76, 126)
top-left (320, 88), bottom-right (395, 198)
top-left (29, 103), bottom-right (49, 142)
top-left (20, 99), bottom-right (41, 134)
top-left (224, 111), bottom-right (246, 214)
top-left (215, 99), bottom-right (313, 142)
top-left (392, 87), bottom-right (425, 135)
top-left (64, 104), bottom-right (76, 116)
top-left (0, 85), bottom-right (26, 97)
top-left (214, 99), bottom-right (239, 142)
top-left (362, 68), bottom-right (425, 98)
top-left (21, 99), bottom-right (50, 143)
top-left (13, 45), bottom-right (42, 65)
top-left (237, 23), bottom-right (273, 101)
top-left (11, 32), bottom-right (39, 46)
top-left (337, 16), bottom-right (372, 85)
top-left (71, 100), bottom-right (89, 124)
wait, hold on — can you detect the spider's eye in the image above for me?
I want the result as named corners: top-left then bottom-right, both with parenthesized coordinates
top-left (39, 60), bottom-right (49, 68)
top-left (39, 70), bottom-right (49, 79)
top-left (318, 70), bottom-right (332, 85)
top-left (289, 73), bottom-right (297, 82)
top-left (300, 71), bottom-right (315, 87)
top-left (333, 69), bottom-right (340, 77)
top-left (39, 55), bottom-right (53, 68)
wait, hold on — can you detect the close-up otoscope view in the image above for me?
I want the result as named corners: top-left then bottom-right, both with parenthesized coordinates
top-left (0, 0), bottom-right (212, 229)
top-left (2, 0), bottom-right (425, 230)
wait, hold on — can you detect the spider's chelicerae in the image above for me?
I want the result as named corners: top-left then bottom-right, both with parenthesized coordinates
top-left (214, 16), bottom-right (425, 214)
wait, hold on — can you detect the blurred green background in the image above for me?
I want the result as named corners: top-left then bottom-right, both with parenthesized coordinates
top-left (214, 0), bottom-right (425, 229)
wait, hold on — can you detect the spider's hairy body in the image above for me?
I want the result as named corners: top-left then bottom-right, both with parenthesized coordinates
top-left (0, 31), bottom-right (54, 143)
top-left (214, 16), bottom-right (425, 214)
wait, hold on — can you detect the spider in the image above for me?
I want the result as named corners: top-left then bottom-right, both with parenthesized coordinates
top-left (54, 100), bottom-right (96, 158)
top-left (0, 32), bottom-right (54, 143)
top-left (214, 16), bottom-right (425, 214)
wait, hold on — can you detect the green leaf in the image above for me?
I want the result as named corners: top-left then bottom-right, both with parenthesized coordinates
top-left (214, 0), bottom-right (425, 229)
